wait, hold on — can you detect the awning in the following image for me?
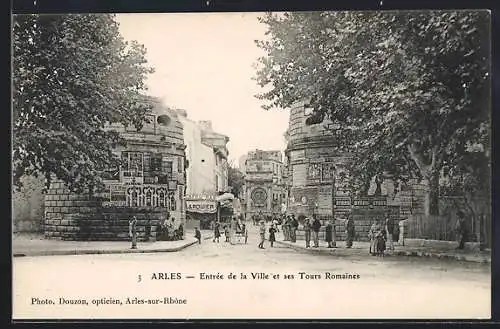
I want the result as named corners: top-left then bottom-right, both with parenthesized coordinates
top-left (216, 193), bottom-right (235, 202)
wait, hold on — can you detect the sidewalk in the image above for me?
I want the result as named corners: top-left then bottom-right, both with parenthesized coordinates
top-left (275, 232), bottom-right (491, 264)
top-left (13, 230), bottom-right (213, 257)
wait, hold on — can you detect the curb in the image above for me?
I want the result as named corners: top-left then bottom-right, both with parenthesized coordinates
top-left (13, 235), bottom-right (214, 258)
top-left (275, 241), bottom-right (491, 264)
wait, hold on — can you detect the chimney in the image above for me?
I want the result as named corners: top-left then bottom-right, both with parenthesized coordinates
top-left (198, 120), bottom-right (212, 131)
top-left (176, 109), bottom-right (188, 118)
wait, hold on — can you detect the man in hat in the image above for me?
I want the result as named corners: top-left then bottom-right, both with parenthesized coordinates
top-left (303, 217), bottom-right (312, 248)
top-left (311, 214), bottom-right (322, 248)
top-left (290, 215), bottom-right (299, 243)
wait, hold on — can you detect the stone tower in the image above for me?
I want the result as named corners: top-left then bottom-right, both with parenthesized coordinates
top-left (284, 100), bottom-right (352, 220)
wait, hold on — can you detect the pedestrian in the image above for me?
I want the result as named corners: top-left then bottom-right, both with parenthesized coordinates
top-left (269, 224), bottom-right (277, 247)
top-left (455, 211), bottom-right (468, 250)
top-left (368, 221), bottom-right (378, 255)
top-left (283, 216), bottom-right (290, 241)
top-left (374, 224), bottom-right (386, 256)
top-left (344, 213), bottom-right (355, 248)
top-left (385, 214), bottom-right (395, 251)
top-left (129, 216), bottom-right (138, 248)
top-left (258, 220), bottom-right (266, 249)
top-left (241, 224), bottom-right (248, 244)
top-left (303, 217), bottom-right (312, 248)
top-left (393, 219), bottom-right (400, 245)
top-left (230, 217), bottom-right (238, 244)
top-left (311, 215), bottom-right (321, 248)
top-left (325, 220), bottom-right (335, 248)
top-left (213, 221), bottom-right (221, 243)
top-left (273, 215), bottom-right (279, 228)
top-left (224, 225), bottom-right (230, 242)
top-left (290, 215), bottom-right (298, 243)
top-left (194, 227), bottom-right (201, 244)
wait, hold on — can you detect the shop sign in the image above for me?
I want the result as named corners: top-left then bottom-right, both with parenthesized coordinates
top-left (186, 200), bottom-right (217, 213)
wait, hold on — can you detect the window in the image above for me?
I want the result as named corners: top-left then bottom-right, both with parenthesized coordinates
top-left (321, 163), bottom-right (336, 182)
top-left (178, 157), bottom-right (183, 173)
top-left (304, 107), bottom-right (314, 116)
top-left (151, 155), bottom-right (162, 172)
top-left (307, 163), bottom-right (321, 180)
top-left (120, 152), bottom-right (144, 183)
top-left (158, 189), bottom-right (166, 207)
top-left (129, 152), bottom-right (143, 172)
top-left (168, 192), bottom-right (176, 211)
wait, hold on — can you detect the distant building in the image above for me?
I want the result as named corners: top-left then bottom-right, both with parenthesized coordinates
top-left (238, 154), bottom-right (248, 173)
top-left (177, 110), bottom-right (230, 229)
top-left (243, 149), bottom-right (287, 218)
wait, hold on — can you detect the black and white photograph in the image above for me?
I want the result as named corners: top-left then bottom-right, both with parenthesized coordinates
top-left (12, 9), bottom-right (491, 319)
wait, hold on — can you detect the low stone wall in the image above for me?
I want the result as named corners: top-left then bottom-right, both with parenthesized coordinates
top-left (45, 205), bottom-right (168, 241)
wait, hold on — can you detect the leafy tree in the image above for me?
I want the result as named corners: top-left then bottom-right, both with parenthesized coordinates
top-left (255, 11), bottom-right (490, 215)
top-left (228, 164), bottom-right (245, 198)
top-left (13, 14), bottom-right (154, 194)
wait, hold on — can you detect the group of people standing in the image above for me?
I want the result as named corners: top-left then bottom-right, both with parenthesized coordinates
top-left (258, 219), bottom-right (279, 249)
top-left (368, 215), bottom-right (399, 256)
top-left (301, 213), bottom-right (355, 249)
top-left (212, 217), bottom-right (248, 244)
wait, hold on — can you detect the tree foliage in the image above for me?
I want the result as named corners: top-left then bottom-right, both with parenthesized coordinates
top-left (228, 164), bottom-right (245, 198)
top-left (13, 14), bottom-right (154, 193)
top-left (255, 11), bottom-right (490, 215)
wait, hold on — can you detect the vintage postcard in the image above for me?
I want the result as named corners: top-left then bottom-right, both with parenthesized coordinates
top-left (12, 10), bottom-right (491, 320)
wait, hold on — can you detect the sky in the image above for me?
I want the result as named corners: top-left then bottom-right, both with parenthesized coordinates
top-left (116, 13), bottom-right (290, 164)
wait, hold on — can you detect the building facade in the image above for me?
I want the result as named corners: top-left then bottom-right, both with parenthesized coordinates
top-left (284, 100), bottom-right (354, 219)
top-left (285, 100), bottom-right (427, 240)
top-left (42, 97), bottom-right (187, 241)
top-left (243, 149), bottom-right (287, 218)
top-left (177, 111), bottom-right (230, 229)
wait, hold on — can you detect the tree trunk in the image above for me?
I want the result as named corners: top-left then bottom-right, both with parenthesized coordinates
top-left (425, 171), bottom-right (440, 216)
top-left (407, 144), bottom-right (441, 216)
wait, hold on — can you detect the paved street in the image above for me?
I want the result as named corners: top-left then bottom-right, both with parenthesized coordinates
top-left (13, 225), bottom-right (490, 319)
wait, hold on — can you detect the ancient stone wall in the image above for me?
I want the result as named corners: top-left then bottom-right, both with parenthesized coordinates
top-left (44, 179), bottom-right (178, 241)
top-left (12, 175), bottom-right (46, 233)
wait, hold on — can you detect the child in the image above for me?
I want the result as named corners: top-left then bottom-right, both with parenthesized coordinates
top-left (194, 227), bottom-right (201, 244)
top-left (213, 221), bottom-right (221, 243)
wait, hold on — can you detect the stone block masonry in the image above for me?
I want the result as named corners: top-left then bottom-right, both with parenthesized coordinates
top-left (45, 205), bottom-right (168, 241)
top-left (43, 181), bottom-right (169, 241)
